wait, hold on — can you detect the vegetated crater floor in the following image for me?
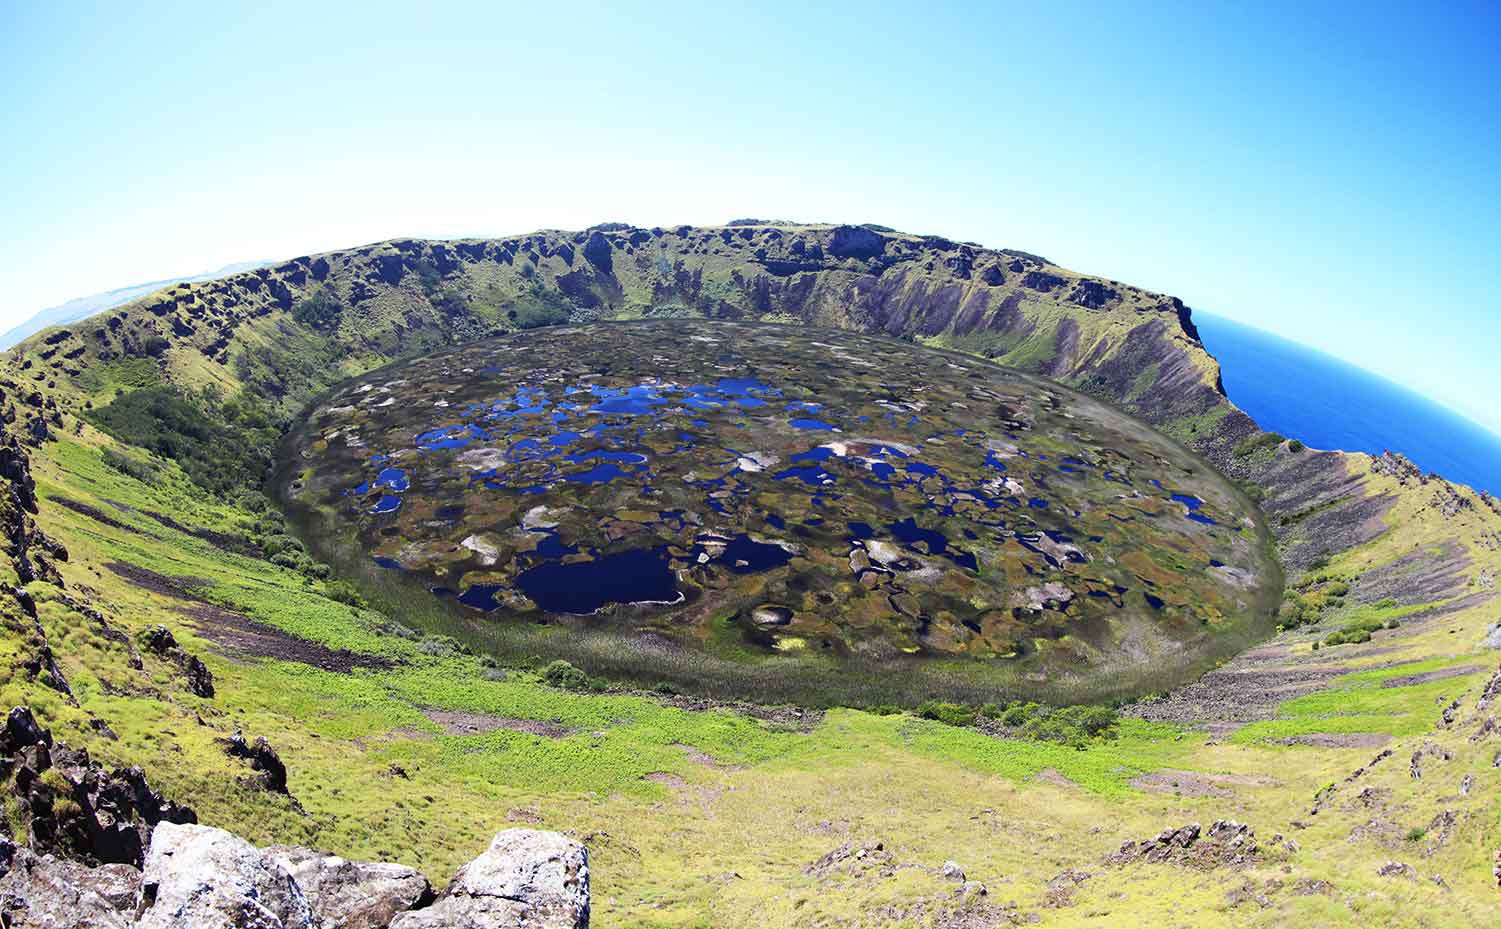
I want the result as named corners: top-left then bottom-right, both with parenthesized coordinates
top-left (282, 320), bottom-right (1281, 703)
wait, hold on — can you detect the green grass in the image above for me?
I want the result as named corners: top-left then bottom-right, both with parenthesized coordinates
top-left (1230, 659), bottom-right (1489, 744)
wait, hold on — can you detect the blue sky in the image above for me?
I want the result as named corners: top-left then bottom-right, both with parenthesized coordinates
top-left (3, 2), bottom-right (1497, 433)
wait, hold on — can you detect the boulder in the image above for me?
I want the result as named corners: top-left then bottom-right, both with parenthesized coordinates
top-left (269, 846), bottom-right (433, 929)
top-left (390, 829), bottom-right (589, 929)
top-left (224, 730), bottom-right (289, 794)
top-left (0, 840), bottom-right (139, 928)
top-left (1482, 622), bottom-right (1501, 649)
top-left (135, 822), bottom-right (317, 929)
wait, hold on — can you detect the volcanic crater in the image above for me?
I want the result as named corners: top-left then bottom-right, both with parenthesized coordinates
top-left (282, 320), bottom-right (1281, 698)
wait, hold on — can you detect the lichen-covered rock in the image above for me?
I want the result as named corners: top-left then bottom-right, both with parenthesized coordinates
top-left (390, 829), bottom-right (589, 929)
top-left (135, 823), bottom-right (317, 929)
top-left (269, 846), bottom-right (433, 929)
top-left (0, 840), bottom-right (139, 928)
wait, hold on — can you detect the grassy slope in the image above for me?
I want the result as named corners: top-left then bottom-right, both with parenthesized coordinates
top-left (2, 224), bottom-right (1499, 925)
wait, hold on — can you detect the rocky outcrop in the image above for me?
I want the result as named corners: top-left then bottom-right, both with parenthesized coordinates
top-left (826, 225), bottom-right (886, 260)
top-left (1371, 450), bottom-right (1424, 485)
top-left (140, 625), bottom-right (214, 698)
top-left (3, 785), bottom-right (583, 929)
top-left (1105, 820), bottom-right (1261, 869)
top-left (0, 707), bottom-right (196, 868)
top-left (0, 702), bottom-right (583, 927)
top-left (389, 829), bottom-right (589, 929)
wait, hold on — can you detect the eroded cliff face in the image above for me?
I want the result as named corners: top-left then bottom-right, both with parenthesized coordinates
top-left (7, 223), bottom-right (1224, 432)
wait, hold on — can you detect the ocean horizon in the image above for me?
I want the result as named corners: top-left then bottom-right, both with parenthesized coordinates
top-left (1195, 312), bottom-right (1501, 495)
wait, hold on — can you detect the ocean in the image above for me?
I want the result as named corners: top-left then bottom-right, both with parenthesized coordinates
top-left (1193, 312), bottom-right (1501, 495)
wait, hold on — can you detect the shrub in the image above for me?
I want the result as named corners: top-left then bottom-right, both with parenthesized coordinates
top-left (1324, 615), bottom-right (1387, 646)
top-left (1233, 432), bottom-right (1285, 458)
top-left (101, 447), bottom-right (163, 483)
top-left (87, 386), bottom-right (284, 497)
top-left (999, 701), bottom-right (1042, 727)
top-left (1287, 439), bottom-right (1305, 453)
top-left (417, 635), bottom-right (468, 657)
top-left (1021, 705), bottom-right (1120, 748)
top-left (290, 289), bottom-right (344, 331)
top-left (542, 660), bottom-right (589, 691)
top-left (916, 701), bottom-right (979, 727)
top-left (322, 580), bottom-right (366, 608)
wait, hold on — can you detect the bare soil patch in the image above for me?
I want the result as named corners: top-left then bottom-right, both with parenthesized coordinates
top-left (1131, 769), bottom-right (1279, 797)
top-left (50, 496), bottom-right (141, 534)
top-left (105, 561), bottom-right (211, 598)
top-left (422, 709), bottom-right (569, 738)
top-left (1352, 539), bottom-right (1471, 605)
top-left (1383, 592), bottom-right (1497, 639)
top-left (1032, 768), bottom-right (1077, 789)
top-left (671, 742), bottom-right (742, 769)
top-left (177, 602), bottom-right (394, 673)
top-left (1275, 732), bottom-right (1392, 749)
top-left (143, 509), bottom-right (261, 555)
top-left (106, 560), bottom-right (393, 673)
top-left (1379, 664), bottom-right (1484, 688)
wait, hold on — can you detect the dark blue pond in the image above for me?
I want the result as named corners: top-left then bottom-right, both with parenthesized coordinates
top-left (790, 418), bottom-right (835, 431)
top-left (511, 548), bottom-right (679, 613)
top-left (374, 467), bottom-right (409, 492)
top-left (711, 534), bottom-right (795, 574)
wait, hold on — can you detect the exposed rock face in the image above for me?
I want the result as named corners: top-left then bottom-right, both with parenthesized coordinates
top-left (0, 839), bottom-right (140, 928)
top-left (1371, 450), bottom-right (1424, 485)
top-left (135, 823), bottom-right (317, 929)
top-left (1068, 279), bottom-right (1118, 309)
top-left (269, 846), bottom-right (433, 929)
top-left (0, 707), bottom-right (196, 868)
top-left (826, 225), bottom-right (886, 260)
top-left (390, 829), bottom-right (589, 929)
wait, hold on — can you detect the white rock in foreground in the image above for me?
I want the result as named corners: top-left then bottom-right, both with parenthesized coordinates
top-left (135, 823), bottom-right (317, 929)
top-left (390, 829), bottom-right (588, 929)
top-left (269, 846), bottom-right (433, 929)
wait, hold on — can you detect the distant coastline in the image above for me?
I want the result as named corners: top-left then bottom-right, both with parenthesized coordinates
top-left (1196, 312), bottom-right (1501, 494)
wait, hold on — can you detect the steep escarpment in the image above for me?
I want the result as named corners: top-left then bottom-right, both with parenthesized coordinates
top-left (9, 223), bottom-right (1223, 430)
